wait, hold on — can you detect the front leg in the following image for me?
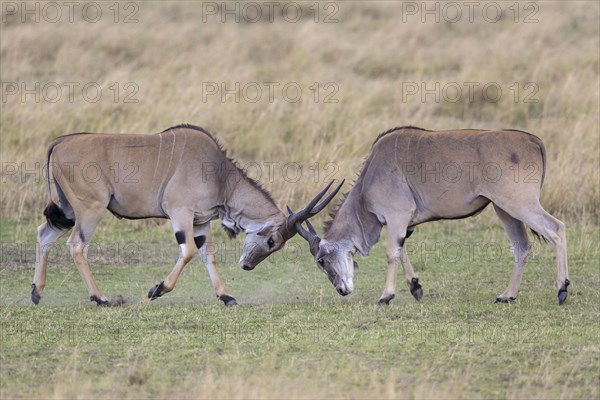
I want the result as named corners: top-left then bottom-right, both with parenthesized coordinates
top-left (195, 223), bottom-right (238, 306)
top-left (378, 239), bottom-right (422, 304)
top-left (400, 246), bottom-right (422, 301)
top-left (378, 233), bottom-right (401, 305)
top-left (378, 215), bottom-right (421, 305)
top-left (149, 212), bottom-right (195, 300)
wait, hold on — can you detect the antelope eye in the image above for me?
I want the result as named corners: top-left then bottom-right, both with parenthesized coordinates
top-left (317, 258), bottom-right (324, 266)
top-left (267, 237), bottom-right (275, 248)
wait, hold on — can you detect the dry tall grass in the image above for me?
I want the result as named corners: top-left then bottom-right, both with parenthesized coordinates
top-left (1, 1), bottom-right (598, 225)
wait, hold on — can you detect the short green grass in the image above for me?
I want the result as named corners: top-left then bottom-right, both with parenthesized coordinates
top-left (1, 215), bottom-right (598, 399)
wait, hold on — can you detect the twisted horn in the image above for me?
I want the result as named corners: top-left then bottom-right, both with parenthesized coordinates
top-left (280, 179), bottom-right (344, 240)
top-left (286, 206), bottom-right (321, 258)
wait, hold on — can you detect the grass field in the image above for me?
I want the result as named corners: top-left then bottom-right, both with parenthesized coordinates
top-left (1, 218), bottom-right (599, 398)
top-left (1, 1), bottom-right (599, 399)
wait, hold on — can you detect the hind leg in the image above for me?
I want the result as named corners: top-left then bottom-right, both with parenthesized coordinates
top-left (67, 208), bottom-right (109, 305)
top-left (493, 204), bottom-right (530, 303)
top-left (527, 207), bottom-right (569, 304)
top-left (495, 201), bottom-right (569, 304)
top-left (31, 222), bottom-right (70, 304)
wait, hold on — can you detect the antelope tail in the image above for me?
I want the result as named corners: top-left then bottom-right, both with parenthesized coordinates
top-left (43, 139), bottom-right (75, 230)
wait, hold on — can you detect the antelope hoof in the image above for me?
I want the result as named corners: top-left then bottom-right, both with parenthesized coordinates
top-left (31, 284), bottom-right (41, 305)
top-left (377, 294), bottom-right (395, 306)
top-left (148, 281), bottom-right (166, 300)
top-left (558, 279), bottom-right (570, 305)
top-left (494, 296), bottom-right (516, 303)
top-left (219, 295), bottom-right (238, 307)
top-left (90, 295), bottom-right (109, 307)
top-left (410, 278), bottom-right (423, 301)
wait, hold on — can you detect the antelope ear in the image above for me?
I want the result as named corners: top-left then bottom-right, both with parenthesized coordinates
top-left (257, 222), bottom-right (276, 236)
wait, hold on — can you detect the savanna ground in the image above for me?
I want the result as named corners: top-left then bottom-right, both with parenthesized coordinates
top-left (1, 1), bottom-right (599, 399)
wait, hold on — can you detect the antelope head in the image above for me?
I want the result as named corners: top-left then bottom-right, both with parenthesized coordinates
top-left (239, 180), bottom-right (344, 270)
top-left (290, 206), bottom-right (358, 296)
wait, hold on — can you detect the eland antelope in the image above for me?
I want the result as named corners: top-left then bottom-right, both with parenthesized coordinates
top-left (33, 124), bottom-right (342, 306)
top-left (294, 126), bottom-right (570, 305)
